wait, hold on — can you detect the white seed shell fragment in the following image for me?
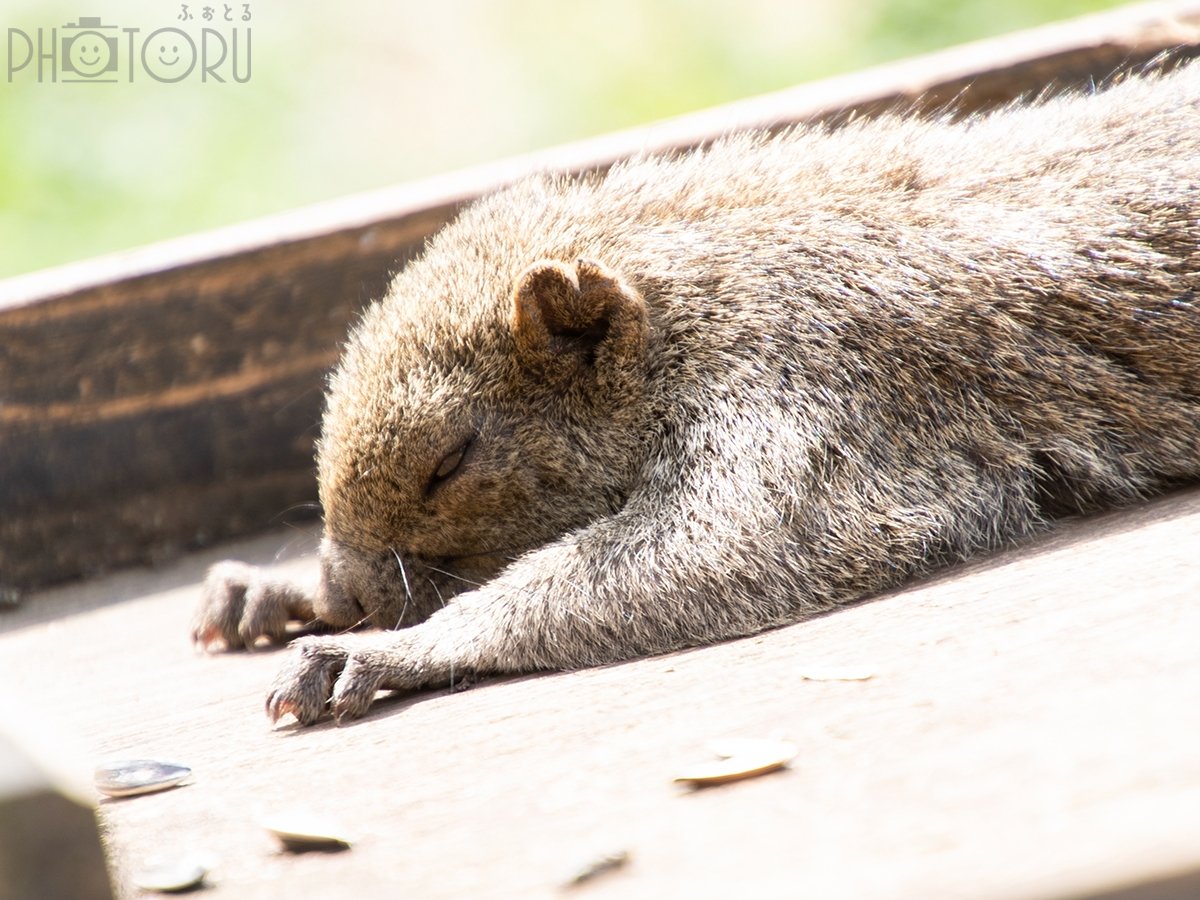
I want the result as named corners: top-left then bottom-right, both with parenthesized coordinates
top-left (564, 849), bottom-right (630, 887)
top-left (797, 666), bottom-right (877, 682)
top-left (263, 812), bottom-right (355, 852)
top-left (132, 858), bottom-right (209, 893)
top-left (674, 738), bottom-right (798, 786)
top-left (94, 760), bottom-right (192, 798)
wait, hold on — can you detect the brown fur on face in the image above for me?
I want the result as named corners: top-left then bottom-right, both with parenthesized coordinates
top-left (196, 63), bottom-right (1200, 725)
top-left (311, 255), bottom-right (656, 630)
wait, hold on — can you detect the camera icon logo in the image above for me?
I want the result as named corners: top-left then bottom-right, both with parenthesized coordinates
top-left (62, 17), bottom-right (119, 82)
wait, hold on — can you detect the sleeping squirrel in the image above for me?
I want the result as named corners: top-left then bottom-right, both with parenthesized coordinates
top-left (193, 63), bottom-right (1200, 725)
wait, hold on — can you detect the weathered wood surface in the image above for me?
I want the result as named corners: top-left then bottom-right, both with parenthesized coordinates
top-left (4, 0), bottom-right (1200, 596)
top-left (0, 487), bottom-right (1197, 898)
top-left (0, 731), bottom-right (112, 900)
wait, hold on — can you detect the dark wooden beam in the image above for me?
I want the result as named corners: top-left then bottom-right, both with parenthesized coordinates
top-left (3, 0), bottom-right (1199, 598)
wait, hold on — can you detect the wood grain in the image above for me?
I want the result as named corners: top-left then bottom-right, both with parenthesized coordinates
top-left (3, 0), bottom-right (1200, 597)
top-left (1, 487), bottom-right (1196, 898)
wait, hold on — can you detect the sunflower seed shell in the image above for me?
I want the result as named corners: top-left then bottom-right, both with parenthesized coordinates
top-left (132, 858), bottom-right (209, 893)
top-left (263, 813), bottom-right (355, 852)
top-left (675, 739), bottom-right (797, 786)
top-left (94, 760), bottom-right (192, 798)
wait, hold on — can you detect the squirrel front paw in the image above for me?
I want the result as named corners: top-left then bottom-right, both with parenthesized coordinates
top-left (192, 561), bottom-right (314, 651)
top-left (266, 633), bottom-right (429, 725)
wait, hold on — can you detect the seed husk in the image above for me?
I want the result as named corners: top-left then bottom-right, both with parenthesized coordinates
top-left (797, 666), bottom-right (876, 682)
top-left (132, 858), bottom-right (209, 893)
top-left (674, 738), bottom-right (797, 786)
top-left (564, 849), bottom-right (629, 888)
top-left (263, 813), bottom-right (355, 852)
top-left (94, 759), bottom-right (192, 798)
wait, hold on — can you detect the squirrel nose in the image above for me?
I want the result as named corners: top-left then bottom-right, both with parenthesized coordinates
top-left (314, 554), bottom-right (367, 629)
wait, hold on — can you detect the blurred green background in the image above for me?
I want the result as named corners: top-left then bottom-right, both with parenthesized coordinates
top-left (0, 0), bottom-right (1124, 279)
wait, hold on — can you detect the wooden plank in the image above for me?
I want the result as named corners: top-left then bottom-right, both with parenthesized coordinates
top-left (0, 729), bottom-right (112, 900)
top-left (0, 215), bottom-right (442, 596)
top-left (3, 0), bottom-right (1200, 597)
top-left (1, 487), bottom-right (1197, 898)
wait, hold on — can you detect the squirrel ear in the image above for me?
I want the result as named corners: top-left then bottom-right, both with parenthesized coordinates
top-left (511, 258), bottom-right (647, 378)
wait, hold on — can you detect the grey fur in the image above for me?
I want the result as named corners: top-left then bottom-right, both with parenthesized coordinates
top-left (194, 64), bottom-right (1200, 724)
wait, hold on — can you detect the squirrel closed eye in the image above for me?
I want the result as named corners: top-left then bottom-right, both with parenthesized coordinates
top-left (426, 437), bottom-right (473, 496)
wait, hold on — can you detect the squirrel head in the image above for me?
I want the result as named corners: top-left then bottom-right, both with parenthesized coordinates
top-left (310, 253), bottom-right (654, 629)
